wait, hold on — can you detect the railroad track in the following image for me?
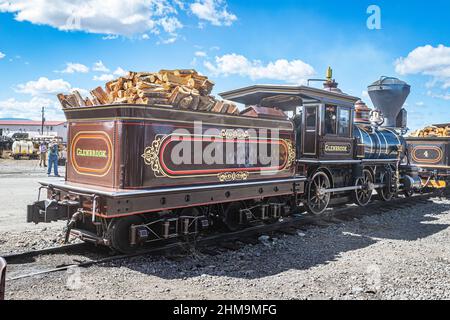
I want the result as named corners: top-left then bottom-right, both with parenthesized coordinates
top-left (2, 192), bottom-right (441, 282)
top-left (3, 243), bottom-right (91, 263)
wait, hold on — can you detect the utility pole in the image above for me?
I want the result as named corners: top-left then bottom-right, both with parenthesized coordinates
top-left (41, 106), bottom-right (45, 135)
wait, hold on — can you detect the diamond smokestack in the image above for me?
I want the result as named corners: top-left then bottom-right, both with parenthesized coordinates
top-left (368, 77), bottom-right (410, 128)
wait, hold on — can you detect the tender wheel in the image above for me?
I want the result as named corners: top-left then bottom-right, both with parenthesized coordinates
top-left (222, 202), bottom-right (245, 232)
top-left (354, 169), bottom-right (373, 206)
top-left (305, 171), bottom-right (331, 215)
top-left (379, 170), bottom-right (394, 202)
top-left (110, 215), bottom-right (145, 254)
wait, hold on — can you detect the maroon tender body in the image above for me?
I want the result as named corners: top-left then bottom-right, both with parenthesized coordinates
top-left (65, 104), bottom-right (296, 190)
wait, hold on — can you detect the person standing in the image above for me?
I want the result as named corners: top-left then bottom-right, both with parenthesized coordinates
top-left (39, 142), bottom-right (47, 167)
top-left (47, 141), bottom-right (60, 177)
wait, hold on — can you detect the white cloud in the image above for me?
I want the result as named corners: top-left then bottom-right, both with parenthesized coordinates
top-left (0, 0), bottom-right (236, 36)
top-left (93, 60), bottom-right (110, 72)
top-left (0, 51), bottom-right (5, 59)
top-left (93, 74), bottom-right (115, 82)
top-left (141, 33), bottom-right (150, 40)
top-left (190, 0), bottom-right (237, 26)
top-left (395, 45), bottom-right (450, 78)
top-left (16, 77), bottom-right (72, 96)
top-left (159, 37), bottom-right (177, 44)
top-left (0, 96), bottom-right (64, 120)
top-left (204, 53), bottom-right (315, 84)
top-left (195, 51), bottom-right (207, 57)
top-left (113, 67), bottom-right (128, 77)
top-left (102, 34), bottom-right (119, 40)
top-left (396, 45), bottom-right (450, 100)
top-left (428, 91), bottom-right (450, 101)
top-left (58, 62), bottom-right (89, 74)
top-left (158, 16), bottom-right (183, 33)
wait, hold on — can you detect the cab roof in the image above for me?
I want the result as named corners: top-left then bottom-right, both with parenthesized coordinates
top-left (219, 84), bottom-right (360, 110)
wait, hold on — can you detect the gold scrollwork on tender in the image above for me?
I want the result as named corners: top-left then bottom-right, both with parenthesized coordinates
top-left (284, 140), bottom-right (296, 169)
top-left (221, 129), bottom-right (250, 140)
top-left (218, 171), bottom-right (249, 182)
top-left (141, 136), bottom-right (165, 177)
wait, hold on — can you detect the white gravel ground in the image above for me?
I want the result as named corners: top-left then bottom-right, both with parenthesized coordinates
top-left (1, 159), bottom-right (450, 300)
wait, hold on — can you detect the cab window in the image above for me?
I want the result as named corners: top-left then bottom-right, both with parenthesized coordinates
top-left (338, 107), bottom-right (351, 137)
top-left (324, 105), bottom-right (337, 135)
top-left (305, 107), bottom-right (317, 129)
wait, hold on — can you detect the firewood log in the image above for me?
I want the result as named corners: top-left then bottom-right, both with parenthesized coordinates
top-left (90, 86), bottom-right (110, 104)
top-left (65, 94), bottom-right (79, 108)
top-left (211, 101), bottom-right (224, 113)
top-left (57, 94), bottom-right (73, 109)
top-left (174, 69), bottom-right (197, 76)
top-left (72, 90), bottom-right (86, 107)
top-left (85, 97), bottom-right (94, 106)
top-left (227, 104), bottom-right (238, 115)
top-left (143, 98), bottom-right (170, 105)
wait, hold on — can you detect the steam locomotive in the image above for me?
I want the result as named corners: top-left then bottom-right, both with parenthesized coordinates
top-left (27, 70), bottom-right (422, 253)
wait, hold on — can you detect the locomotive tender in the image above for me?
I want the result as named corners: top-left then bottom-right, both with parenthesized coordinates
top-left (27, 71), bottom-right (420, 253)
top-left (406, 125), bottom-right (450, 191)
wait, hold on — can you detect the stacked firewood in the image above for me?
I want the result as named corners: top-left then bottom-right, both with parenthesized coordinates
top-left (410, 125), bottom-right (450, 138)
top-left (56, 69), bottom-right (238, 115)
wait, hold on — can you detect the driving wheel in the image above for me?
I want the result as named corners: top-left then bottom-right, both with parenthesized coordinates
top-left (379, 169), bottom-right (394, 202)
top-left (305, 171), bottom-right (331, 215)
top-left (354, 169), bottom-right (374, 206)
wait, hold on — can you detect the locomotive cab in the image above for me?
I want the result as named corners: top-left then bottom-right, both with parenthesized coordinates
top-left (301, 103), bottom-right (354, 160)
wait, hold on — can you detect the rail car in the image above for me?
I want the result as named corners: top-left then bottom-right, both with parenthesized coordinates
top-left (27, 71), bottom-right (420, 253)
top-left (406, 128), bottom-right (450, 192)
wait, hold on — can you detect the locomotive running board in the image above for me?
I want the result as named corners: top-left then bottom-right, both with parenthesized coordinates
top-left (297, 159), bottom-right (399, 165)
top-left (37, 177), bottom-right (306, 198)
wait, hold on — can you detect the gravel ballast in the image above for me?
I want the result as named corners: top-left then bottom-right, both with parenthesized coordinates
top-left (3, 197), bottom-right (450, 300)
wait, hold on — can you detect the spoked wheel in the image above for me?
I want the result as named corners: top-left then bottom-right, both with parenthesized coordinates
top-left (379, 170), bottom-right (394, 202)
top-left (110, 215), bottom-right (145, 254)
top-left (353, 169), bottom-right (374, 206)
top-left (305, 171), bottom-right (331, 215)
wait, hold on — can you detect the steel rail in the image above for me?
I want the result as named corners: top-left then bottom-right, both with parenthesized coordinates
top-left (2, 243), bottom-right (91, 263)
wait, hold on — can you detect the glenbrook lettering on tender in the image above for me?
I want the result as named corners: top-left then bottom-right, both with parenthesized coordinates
top-left (173, 304), bottom-right (277, 317)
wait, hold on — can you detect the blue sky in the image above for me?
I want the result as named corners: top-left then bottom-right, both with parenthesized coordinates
top-left (0, 0), bottom-right (449, 131)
